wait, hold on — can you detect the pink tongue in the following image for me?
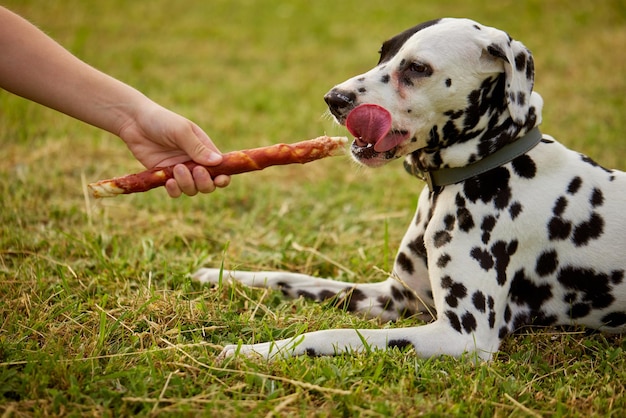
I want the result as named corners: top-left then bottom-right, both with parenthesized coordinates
top-left (346, 104), bottom-right (396, 152)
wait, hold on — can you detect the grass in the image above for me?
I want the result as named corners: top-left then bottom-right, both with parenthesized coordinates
top-left (1, 0), bottom-right (625, 416)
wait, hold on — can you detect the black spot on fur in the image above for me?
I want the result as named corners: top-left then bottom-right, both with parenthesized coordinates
top-left (572, 213), bottom-right (604, 246)
top-left (445, 294), bottom-right (459, 308)
top-left (567, 177), bottom-right (583, 194)
top-left (553, 196), bottom-right (568, 216)
top-left (456, 193), bottom-right (467, 207)
top-left (445, 310), bottom-right (462, 333)
top-left (433, 230), bottom-right (452, 248)
top-left (472, 291), bottom-right (486, 312)
top-left (462, 312), bottom-right (477, 333)
top-left (457, 207), bottom-right (475, 232)
top-left (377, 295), bottom-right (395, 311)
top-left (472, 240), bottom-right (518, 285)
top-left (481, 215), bottom-right (497, 244)
top-left (525, 53), bottom-right (534, 81)
top-left (297, 290), bottom-right (316, 300)
top-left (558, 266), bottom-right (616, 312)
top-left (396, 251), bottom-right (415, 274)
top-left (571, 303), bottom-right (591, 319)
top-left (445, 78), bottom-right (452, 87)
top-left (378, 19), bottom-right (441, 64)
top-left (437, 253), bottom-right (452, 268)
top-left (504, 305), bottom-right (512, 322)
top-left (391, 286), bottom-right (404, 302)
top-left (471, 247), bottom-right (494, 270)
top-left (463, 167), bottom-right (512, 210)
top-left (514, 51), bottom-right (527, 72)
top-left (602, 312), bottom-right (626, 327)
top-left (441, 276), bottom-right (467, 297)
top-left (511, 155), bottom-right (536, 178)
top-left (441, 276), bottom-right (467, 309)
top-left (548, 217), bottom-right (572, 241)
top-left (548, 196), bottom-right (572, 241)
top-left (498, 326), bottom-right (509, 339)
top-left (332, 288), bottom-right (367, 312)
top-left (407, 235), bottom-right (427, 260)
top-left (512, 311), bottom-right (557, 329)
top-left (444, 109), bottom-right (464, 119)
top-left (381, 74), bottom-right (390, 83)
top-left (487, 43), bottom-right (508, 62)
top-left (509, 202), bottom-right (523, 219)
top-left (401, 288), bottom-right (417, 301)
top-left (388, 339), bottom-right (413, 350)
top-left (590, 188), bottom-right (604, 207)
top-left (510, 269), bottom-right (553, 311)
top-left (451, 284), bottom-right (467, 299)
top-left (535, 250), bottom-right (559, 277)
top-left (579, 154), bottom-right (613, 174)
top-left (444, 214), bottom-right (456, 230)
top-left (491, 240), bottom-right (518, 285)
top-left (319, 290), bottom-right (337, 301)
top-left (414, 210), bottom-right (422, 226)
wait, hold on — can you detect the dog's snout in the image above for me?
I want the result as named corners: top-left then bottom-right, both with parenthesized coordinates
top-left (324, 89), bottom-right (357, 119)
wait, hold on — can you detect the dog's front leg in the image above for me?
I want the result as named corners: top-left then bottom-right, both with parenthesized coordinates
top-left (218, 320), bottom-right (497, 361)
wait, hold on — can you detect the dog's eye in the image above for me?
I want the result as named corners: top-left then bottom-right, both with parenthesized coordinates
top-left (410, 62), bottom-right (430, 73)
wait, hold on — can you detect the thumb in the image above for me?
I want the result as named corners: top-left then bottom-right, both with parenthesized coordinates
top-left (181, 123), bottom-right (223, 166)
top-left (187, 140), bottom-right (223, 166)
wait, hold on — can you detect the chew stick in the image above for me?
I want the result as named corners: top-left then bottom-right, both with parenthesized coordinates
top-left (88, 135), bottom-right (348, 198)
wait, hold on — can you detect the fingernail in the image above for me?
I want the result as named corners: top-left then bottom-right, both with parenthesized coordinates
top-left (206, 152), bottom-right (222, 165)
top-left (173, 164), bottom-right (187, 176)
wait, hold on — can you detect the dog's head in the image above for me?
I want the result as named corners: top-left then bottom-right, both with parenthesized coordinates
top-left (325, 18), bottom-right (543, 170)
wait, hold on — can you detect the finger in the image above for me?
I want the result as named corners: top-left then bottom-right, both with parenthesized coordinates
top-left (172, 164), bottom-right (198, 196)
top-left (213, 174), bottom-right (231, 188)
top-left (188, 141), bottom-right (222, 166)
top-left (165, 178), bottom-right (183, 198)
top-left (192, 165), bottom-right (217, 194)
top-left (188, 124), bottom-right (223, 166)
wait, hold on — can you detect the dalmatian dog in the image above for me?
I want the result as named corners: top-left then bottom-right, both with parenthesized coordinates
top-left (194, 18), bottom-right (626, 361)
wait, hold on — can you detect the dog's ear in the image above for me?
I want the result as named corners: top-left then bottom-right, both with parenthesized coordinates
top-left (480, 30), bottom-right (535, 125)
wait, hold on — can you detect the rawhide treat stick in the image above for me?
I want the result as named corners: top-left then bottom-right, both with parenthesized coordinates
top-left (88, 135), bottom-right (348, 198)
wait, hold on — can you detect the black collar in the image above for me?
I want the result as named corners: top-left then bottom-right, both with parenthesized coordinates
top-left (405, 127), bottom-right (543, 189)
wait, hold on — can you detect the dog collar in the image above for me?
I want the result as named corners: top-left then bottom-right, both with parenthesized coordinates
top-left (405, 127), bottom-right (543, 189)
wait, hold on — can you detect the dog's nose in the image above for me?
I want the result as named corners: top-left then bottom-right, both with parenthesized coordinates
top-left (324, 89), bottom-right (356, 119)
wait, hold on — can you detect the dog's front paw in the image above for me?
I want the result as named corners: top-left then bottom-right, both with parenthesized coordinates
top-left (217, 338), bottom-right (304, 361)
top-left (218, 342), bottom-right (275, 361)
top-left (217, 344), bottom-right (241, 360)
top-left (192, 268), bottom-right (226, 284)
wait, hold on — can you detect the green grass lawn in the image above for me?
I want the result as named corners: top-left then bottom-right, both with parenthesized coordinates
top-left (1, 0), bottom-right (625, 416)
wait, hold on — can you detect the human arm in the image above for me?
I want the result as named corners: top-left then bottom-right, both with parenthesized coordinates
top-left (0, 6), bottom-right (229, 197)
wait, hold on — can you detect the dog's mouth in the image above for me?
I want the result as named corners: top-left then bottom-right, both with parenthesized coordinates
top-left (345, 104), bottom-right (411, 165)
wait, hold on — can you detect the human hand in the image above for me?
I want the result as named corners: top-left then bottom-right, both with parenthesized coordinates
top-left (118, 103), bottom-right (230, 197)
